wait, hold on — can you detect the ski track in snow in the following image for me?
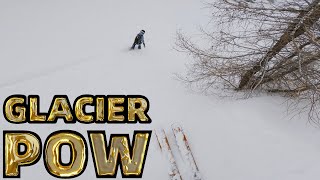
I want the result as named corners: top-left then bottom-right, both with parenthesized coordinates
top-left (1, 0), bottom-right (320, 179)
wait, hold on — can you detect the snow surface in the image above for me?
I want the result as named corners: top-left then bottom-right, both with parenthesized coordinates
top-left (1, 0), bottom-right (320, 179)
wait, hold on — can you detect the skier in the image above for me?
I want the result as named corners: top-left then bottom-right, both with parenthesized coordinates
top-left (131, 30), bottom-right (146, 49)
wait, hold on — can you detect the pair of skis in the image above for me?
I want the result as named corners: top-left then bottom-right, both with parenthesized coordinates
top-left (155, 124), bottom-right (202, 180)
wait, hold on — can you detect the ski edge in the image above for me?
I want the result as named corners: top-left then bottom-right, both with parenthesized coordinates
top-left (171, 123), bottom-right (202, 180)
top-left (155, 129), bottom-right (183, 180)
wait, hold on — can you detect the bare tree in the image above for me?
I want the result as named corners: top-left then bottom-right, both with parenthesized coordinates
top-left (176, 0), bottom-right (320, 123)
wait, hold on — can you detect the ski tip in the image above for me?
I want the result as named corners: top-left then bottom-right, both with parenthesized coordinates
top-left (154, 128), bottom-right (165, 134)
top-left (171, 123), bottom-right (183, 133)
top-left (171, 122), bottom-right (182, 128)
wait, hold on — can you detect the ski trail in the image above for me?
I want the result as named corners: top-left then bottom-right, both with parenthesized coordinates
top-left (0, 54), bottom-right (100, 89)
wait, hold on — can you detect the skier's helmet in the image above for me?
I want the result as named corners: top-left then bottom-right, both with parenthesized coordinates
top-left (141, 30), bottom-right (145, 34)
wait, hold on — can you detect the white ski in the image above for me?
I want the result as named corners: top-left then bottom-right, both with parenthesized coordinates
top-left (155, 129), bottom-right (183, 180)
top-left (171, 123), bottom-right (202, 180)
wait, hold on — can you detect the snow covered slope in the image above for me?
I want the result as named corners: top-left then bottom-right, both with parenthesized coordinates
top-left (1, 0), bottom-right (320, 179)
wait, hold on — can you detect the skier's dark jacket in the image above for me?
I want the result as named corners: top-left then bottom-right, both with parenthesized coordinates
top-left (135, 30), bottom-right (145, 45)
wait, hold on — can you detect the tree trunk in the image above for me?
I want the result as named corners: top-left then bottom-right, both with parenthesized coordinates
top-left (238, 0), bottom-right (320, 89)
